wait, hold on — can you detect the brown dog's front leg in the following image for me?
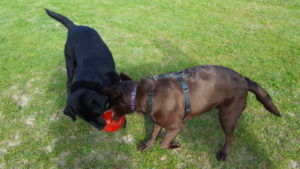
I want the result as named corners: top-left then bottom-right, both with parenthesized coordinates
top-left (160, 128), bottom-right (182, 149)
top-left (138, 124), bottom-right (162, 151)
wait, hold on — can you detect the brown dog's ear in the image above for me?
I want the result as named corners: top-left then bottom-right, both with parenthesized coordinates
top-left (140, 78), bottom-right (155, 92)
top-left (120, 72), bottom-right (132, 81)
top-left (102, 86), bottom-right (121, 98)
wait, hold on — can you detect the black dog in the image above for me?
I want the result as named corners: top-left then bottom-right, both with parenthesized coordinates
top-left (46, 9), bottom-right (120, 130)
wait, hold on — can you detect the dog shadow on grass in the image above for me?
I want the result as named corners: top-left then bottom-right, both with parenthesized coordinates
top-left (119, 38), bottom-right (276, 168)
top-left (46, 67), bottom-right (135, 169)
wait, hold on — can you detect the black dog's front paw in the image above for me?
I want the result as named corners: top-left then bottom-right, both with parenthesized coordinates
top-left (169, 141), bottom-right (181, 149)
top-left (63, 107), bottom-right (76, 121)
top-left (137, 142), bottom-right (153, 151)
top-left (216, 150), bottom-right (227, 161)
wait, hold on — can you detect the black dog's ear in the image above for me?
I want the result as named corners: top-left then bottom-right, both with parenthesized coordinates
top-left (102, 86), bottom-right (121, 98)
top-left (120, 72), bottom-right (132, 81)
top-left (63, 106), bottom-right (76, 121)
top-left (106, 71), bottom-right (120, 83)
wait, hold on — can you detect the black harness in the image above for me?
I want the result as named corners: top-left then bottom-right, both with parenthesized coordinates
top-left (146, 72), bottom-right (191, 116)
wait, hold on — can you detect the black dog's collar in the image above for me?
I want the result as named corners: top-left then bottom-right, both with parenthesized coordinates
top-left (71, 81), bottom-right (103, 93)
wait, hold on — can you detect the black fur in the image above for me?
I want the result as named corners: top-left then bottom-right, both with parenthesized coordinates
top-left (46, 9), bottom-right (120, 130)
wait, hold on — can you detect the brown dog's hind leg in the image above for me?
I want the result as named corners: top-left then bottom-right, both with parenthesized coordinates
top-left (160, 127), bottom-right (182, 149)
top-left (138, 124), bottom-right (162, 151)
top-left (216, 99), bottom-right (246, 161)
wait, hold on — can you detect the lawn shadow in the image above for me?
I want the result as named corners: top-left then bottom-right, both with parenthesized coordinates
top-left (119, 38), bottom-right (276, 168)
top-left (46, 66), bottom-right (134, 168)
top-left (181, 110), bottom-right (276, 168)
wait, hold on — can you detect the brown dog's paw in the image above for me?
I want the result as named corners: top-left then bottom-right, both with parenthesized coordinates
top-left (168, 141), bottom-right (181, 149)
top-left (216, 150), bottom-right (227, 161)
top-left (137, 142), bottom-right (153, 151)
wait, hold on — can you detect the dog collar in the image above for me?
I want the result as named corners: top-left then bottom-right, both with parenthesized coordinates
top-left (130, 84), bottom-right (137, 111)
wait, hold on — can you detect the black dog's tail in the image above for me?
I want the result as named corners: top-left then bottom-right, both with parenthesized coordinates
top-left (246, 77), bottom-right (281, 117)
top-left (45, 8), bottom-right (75, 29)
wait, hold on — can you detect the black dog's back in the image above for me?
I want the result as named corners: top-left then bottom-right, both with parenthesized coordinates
top-left (67, 26), bottom-right (116, 84)
top-left (46, 8), bottom-right (117, 85)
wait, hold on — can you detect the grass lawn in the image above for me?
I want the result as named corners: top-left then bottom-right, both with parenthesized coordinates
top-left (0, 0), bottom-right (299, 168)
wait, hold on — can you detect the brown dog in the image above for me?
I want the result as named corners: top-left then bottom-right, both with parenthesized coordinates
top-left (102, 65), bottom-right (281, 161)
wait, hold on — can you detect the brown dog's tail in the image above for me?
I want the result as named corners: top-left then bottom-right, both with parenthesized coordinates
top-left (45, 8), bottom-right (75, 29)
top-left (246, 77), bottom-right (281, 117)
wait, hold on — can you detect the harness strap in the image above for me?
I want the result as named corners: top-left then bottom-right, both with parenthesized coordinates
top-left (177, 74), bottom-right (191, 114)
top-left (146, 72), bottom-right (191, 116)
top-left (146, 91), bottom-right (154, 114)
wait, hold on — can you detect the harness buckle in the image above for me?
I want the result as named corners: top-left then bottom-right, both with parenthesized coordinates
top-left (183, 87), bottom-right (189, 93)
top-left (148, 91), bottom-right (155, 96)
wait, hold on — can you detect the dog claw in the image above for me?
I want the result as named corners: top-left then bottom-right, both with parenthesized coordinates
top-left (169, 141), bottom-right (181, 149)
top-left (216, 150), bottom-right (227, 161)
top-left (137, 142), bottom-right (153, 151)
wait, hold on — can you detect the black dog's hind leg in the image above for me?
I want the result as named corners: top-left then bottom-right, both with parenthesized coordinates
top-left (63, 43), bottom-right (77, 121)
top-left (64, 43), bottom-right (76, 95)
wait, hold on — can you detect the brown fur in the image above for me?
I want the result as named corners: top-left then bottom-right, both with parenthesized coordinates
top-left (102, 65), bottom-right (281, 161)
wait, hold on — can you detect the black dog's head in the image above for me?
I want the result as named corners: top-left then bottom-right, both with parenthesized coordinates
top-left (64, 89), bottom-right (108, 130)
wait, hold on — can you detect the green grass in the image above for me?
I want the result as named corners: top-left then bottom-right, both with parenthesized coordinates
top-left (0, 0), bottom-right (299, 168)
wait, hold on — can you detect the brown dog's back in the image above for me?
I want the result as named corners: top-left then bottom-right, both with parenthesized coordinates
top-left (148, 65), bottom-right (281, 125)
top-left (152, 65), bottom-right (248, 117)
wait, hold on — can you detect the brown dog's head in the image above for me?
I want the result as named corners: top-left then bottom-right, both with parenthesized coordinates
top-left (102, 73), bottom-right (137, 120)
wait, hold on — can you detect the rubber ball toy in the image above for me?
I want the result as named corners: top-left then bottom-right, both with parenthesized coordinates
top-left (102, 110), bottom-right (125, 132)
